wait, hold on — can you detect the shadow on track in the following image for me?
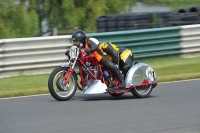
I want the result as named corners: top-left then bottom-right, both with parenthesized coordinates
top-left (47, 92), bottom-right (156, 102)
top-left (73, 93), bottom-right (156, 101)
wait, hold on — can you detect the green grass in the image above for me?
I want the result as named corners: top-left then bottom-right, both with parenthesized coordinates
top-left (145, 57), bottom-right (200, 82)
top-left (0, 74), bottom-right (49, 98)
top-left (0, 56), bottom-right (200, 98)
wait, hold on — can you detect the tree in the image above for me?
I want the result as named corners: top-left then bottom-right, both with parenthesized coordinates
top-left (0, 0), bottom-right (136, 38)
top-left (29, 0), bottom-right (136, 33)
top-left (0, 0), bottom-right (39, 39)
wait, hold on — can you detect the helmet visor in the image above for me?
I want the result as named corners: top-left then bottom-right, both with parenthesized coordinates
top-left (72, 38), bottom-right (81, 46)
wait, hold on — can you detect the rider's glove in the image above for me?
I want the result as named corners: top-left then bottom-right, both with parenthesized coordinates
top-left (65, 49), bottom-right (70, 56)
top-left (85, 49), bottom-right (91, 54)
top-left (65, 49), bottom-right (70, 58)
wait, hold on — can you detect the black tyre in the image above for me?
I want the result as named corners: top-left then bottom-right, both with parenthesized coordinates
top-left (96, 16), bottom-right (107, 22)
top-left (126, 15), bottom-right (139, 21)
top-left (116, 27), bottom-right (126, 31)
top-left (97, 22), bottom-right (107, 29)
top-left (48, 67), bottom-right (77, 101)
top-left (180, 15), bottom-right (200, 21)
top-left (97, 28), bottom-right (107, 33)
top-left (116, 14), bottom-right (127, 21)
top-left (155, 11), bottom-right (172, 18)
top-left (125, 21), bottom-right (137, 27)
top-left (136, 12), bottom-right (153, 20)
top-left (178, 8), bottom-right (190, 13)
top-left (107, 21), bottom-right (116, 28)
top-left (131, 84), bottom-right (154, 98)
top-left (107, 28), bottom-right (117, 32)
top-left (126, 13), bottom-right (152, 21)
top-left (116, 21), bottom-right (126, 27)
top-left (107, 15), bottom-right (118, 22)
top-left (189, 6), bottom-right (200, 15)
top-left (125, 27), bottom-right (136, 30)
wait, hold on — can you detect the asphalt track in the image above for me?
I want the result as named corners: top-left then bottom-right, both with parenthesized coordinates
top-left (0, 79), bottom-right (200, 133)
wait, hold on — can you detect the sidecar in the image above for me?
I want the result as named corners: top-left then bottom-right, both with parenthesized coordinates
top-left (82, 62), bottom-right (157, 98)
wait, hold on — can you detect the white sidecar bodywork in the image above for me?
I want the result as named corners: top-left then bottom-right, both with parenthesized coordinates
top-left (125, 62), bottom-right (157, 88)
top-left (82, 80), bottom-right (108, 94)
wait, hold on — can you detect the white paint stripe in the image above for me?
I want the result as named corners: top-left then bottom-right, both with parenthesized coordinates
top-left (180, 24), bottom-right (200, 36)
top-left (181, 24), bottom-right (200, 29)
top-left (179, 24), bottom-right (200, 56)
top-left (0, 94), bottom-right (50, 100)
top-left (0, 91), bottom-right (82, 100)
top-left (158, 78), bottom-right (200, 84)
top-left (2, 35), bottom-right (71, 43)
top-left (0, 78), bottom-right (199, 100)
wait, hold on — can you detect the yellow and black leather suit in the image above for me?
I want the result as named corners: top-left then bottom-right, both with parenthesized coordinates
top-left (98, 42), bottom-right (134, 75)
top-left (84, 38), bottom-right (125, 84)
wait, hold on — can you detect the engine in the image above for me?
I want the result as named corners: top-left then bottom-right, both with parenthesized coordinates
top-left (82, 65), bottom-right (101, 81)
top-left (78, 51), bottom-right (115, 88)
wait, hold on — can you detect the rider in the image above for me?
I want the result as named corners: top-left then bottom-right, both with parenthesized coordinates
top-left (70, 30), bottom-right (125, 90)
top-left (98, 41), bottom-right (134, 76)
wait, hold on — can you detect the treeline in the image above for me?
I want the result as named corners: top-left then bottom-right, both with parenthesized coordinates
top-left (0, 0), bottom-right (135, 39)
top-left (0, 0), bottom-right (39, 39)
top-left (141, 0), bottom-right (200, 11)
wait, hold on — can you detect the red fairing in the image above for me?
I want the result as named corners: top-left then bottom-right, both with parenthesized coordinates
top-left (79, 51), bottom-right (87, 63)
top-left (77, 51), bottom-right (106, 88)
top-left (86, 55), bottom-right (99, 66)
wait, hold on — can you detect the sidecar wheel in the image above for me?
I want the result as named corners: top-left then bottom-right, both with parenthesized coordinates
top-left (131, 84), bottom-right (153, 98)
top-left (48, 67), bottom-right (77, 101)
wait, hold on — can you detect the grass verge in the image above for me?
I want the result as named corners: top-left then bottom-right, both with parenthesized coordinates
top-left (0, 56), bottom-right (200, 98)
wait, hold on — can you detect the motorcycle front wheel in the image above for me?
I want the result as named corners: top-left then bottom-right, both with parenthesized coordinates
top-left (48, 67), bottom-right (77, 101)
top-left (131, 84), bottom-right (153, 98)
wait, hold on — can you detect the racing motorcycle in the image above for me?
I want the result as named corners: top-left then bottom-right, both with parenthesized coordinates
top-left (48, 46), bottom-right (157, 101)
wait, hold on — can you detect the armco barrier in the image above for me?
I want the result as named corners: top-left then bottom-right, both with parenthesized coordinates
top-left (1, 24), bottom-right (200, 78)
top-left (0, 36), bottom-right (71, 78)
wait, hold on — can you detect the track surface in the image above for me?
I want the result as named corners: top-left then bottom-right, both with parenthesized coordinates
top-left (1, 79), bottom-right (200, 133)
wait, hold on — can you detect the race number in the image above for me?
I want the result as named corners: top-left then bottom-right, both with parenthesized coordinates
top-left (69, 46), bottom-right (79, 58)
top-left (146, 67), bottom-right (155, 81)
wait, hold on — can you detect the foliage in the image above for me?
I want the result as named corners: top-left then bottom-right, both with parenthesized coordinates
top-left (0, 0), bottom-right (39, 39)
top-left (0, 0), bottom-right (135, 38)
top-left (29, 0), bottom-right (136, 33)
top-left (141, 0), bottom-right (200, 11)
top-left (1, 0), bottom-right (200, 38)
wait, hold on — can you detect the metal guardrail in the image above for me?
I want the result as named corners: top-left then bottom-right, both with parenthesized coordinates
top-left (90, 24), bottom-right (200, 58)
top-left (0, 36), bottom-right (71, 78)
top-left (1, 24), bottom-right (200, 78)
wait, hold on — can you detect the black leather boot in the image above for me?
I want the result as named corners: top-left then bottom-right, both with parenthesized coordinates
top-left (119, 80), bottom-right (125, 89)
top-left (106, 80), bottom-right (126, 92)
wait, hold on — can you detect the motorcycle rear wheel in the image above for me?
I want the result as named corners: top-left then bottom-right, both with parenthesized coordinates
top-left (131, 84), bottom-right (153, 98)
top-left (48, 67), bottom-right (77, 101)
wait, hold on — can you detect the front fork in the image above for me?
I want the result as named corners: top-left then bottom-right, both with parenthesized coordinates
top-left (64, 67), bottom-right (74, 85)
top-left (62, 54), bottom-right (78, 85)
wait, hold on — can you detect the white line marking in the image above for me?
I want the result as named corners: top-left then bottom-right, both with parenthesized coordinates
top-left (0, 94), bottom-right (50, 100)
top-left (0, 79), bottom-right (199, 100)
top-left (158, 78), bottom-right (200, 84)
